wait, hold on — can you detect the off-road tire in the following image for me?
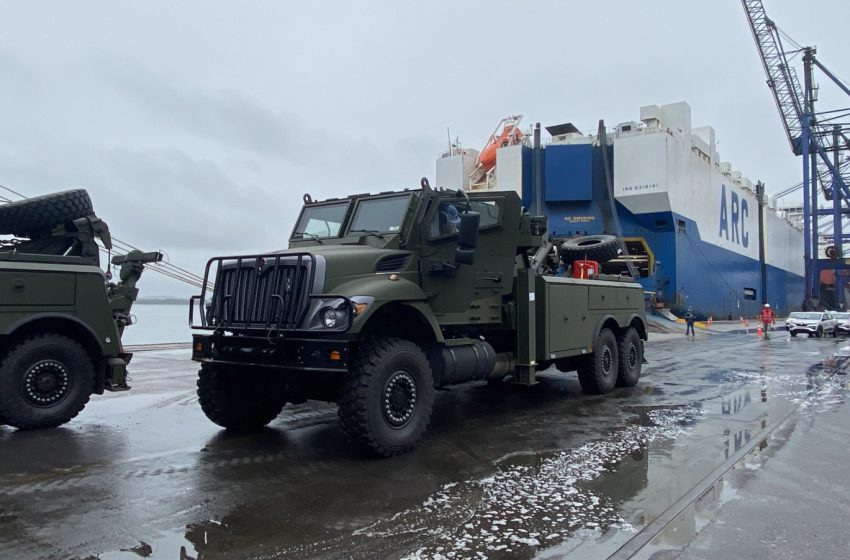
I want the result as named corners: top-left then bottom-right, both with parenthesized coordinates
top-left (338, 338), bottom-right (435, 457)
top-left (577, 328), bottom-right (619, 394)
top-left (832, 328), bottom-right (838, 338)
top-left (0, 189), bottom-right (94, 237)
top-left (616, 327), bottom-right (642, 387)
top-left (0, 334), bottom-right (95, 429)
top-left (197, 364), bottom-right (286, 430)
top-left (816, 327), bottom-right (823, 338)
top-left (790, 331), bottom-right (797, 337)
top-left (560, 235), bottom-right (620, 265)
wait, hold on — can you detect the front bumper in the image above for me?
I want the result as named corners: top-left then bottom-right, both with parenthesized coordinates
top-left (786, 324), bottom-right (821, 333)
top-left (192, 334), bottom-right (349, 372)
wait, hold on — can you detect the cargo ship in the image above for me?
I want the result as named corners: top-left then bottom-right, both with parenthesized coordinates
top-left (437, 102), bottom-right (805, 319)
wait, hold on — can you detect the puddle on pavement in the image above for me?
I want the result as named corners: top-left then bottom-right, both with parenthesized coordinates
top-left (98, 529), bottom-right (200, 560)
top-left (92, 351), bottom-right (850, 560)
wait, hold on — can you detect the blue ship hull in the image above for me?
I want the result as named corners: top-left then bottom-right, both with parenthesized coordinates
top-left (520, 137), bottom-right (804, 320)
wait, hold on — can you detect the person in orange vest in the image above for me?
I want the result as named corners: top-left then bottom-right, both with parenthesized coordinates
top-left (760, 303), bottom-right (775, 339)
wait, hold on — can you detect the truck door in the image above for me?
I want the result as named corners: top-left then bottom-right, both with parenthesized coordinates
top-left (419, 195), bottom-right (513, 321)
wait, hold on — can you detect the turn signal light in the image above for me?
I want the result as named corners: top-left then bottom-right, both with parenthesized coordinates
top-left (353, 303), bottom-right (368, 316)
top-left (194, 342), bottom-right (204, 353)
top-left (329, 350), bottom-right (342, 361)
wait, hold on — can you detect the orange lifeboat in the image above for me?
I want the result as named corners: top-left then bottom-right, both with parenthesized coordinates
top-left (476, 115), bottom-right (524, 173)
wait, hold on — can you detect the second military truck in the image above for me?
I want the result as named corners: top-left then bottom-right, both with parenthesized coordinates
top-left (190, 180), bottom-right (646, 456)
top-left (0, 189), bottom-right (161, 430)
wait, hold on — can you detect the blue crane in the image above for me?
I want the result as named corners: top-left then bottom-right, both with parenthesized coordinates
top-left (742, 0), bottom-right (850, 309)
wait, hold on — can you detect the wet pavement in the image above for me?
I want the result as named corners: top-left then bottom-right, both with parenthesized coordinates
top-left (1, 332), bottom-right (848, 560)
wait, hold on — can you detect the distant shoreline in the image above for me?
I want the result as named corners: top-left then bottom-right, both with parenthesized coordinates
top-left (135, 298), bottom-right (189, 305)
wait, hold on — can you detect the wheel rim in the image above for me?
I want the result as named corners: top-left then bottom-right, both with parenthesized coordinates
top-left (21, 360), bottom-right (72, 407)
top-left (627, 344), bottom-right (638, 369)
top-left (601, 346), bottom-right (613, 376)
top-left (382, 370), bottom-right (417, 428)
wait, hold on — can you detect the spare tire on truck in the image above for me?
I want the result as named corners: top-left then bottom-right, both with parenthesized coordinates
top-left (0, 189), bottom-right (94, 237)
top-left (560, 234), bottom-right (620, 265)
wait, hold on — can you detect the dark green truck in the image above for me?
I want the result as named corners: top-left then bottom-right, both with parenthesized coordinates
top-left (0, 190), bottom-right (160, 429)
top-left (191, 180), bottom-right (646, 456)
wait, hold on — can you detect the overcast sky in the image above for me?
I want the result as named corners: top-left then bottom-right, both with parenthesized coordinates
top-left (1, 0), bottom-right (848, 297)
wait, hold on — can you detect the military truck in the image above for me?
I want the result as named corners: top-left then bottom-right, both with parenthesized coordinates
top-left (190, 180), bottom-right (646, 456)
top-left (0, 190), bottom-right (160, 429)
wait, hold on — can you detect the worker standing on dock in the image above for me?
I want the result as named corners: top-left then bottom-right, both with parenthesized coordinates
top-left (685, 307), bottom-right (696, 336)
top-left (761, 304), bottom-right (775, 340)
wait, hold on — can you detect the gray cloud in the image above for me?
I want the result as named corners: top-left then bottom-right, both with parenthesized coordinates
top-left (0, 48), bottom-right (40, 109)
top-left (96, 58), bottom-right (321, 159)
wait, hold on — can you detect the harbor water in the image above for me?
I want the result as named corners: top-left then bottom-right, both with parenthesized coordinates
top-left (121, 303), bottom-right (192, 346)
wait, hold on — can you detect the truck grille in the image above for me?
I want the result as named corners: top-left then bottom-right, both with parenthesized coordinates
top-left (205, 254), bottom-right (314, 330)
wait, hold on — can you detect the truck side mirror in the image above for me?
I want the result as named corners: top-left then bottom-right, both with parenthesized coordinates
top-left (455, 211), bottom-right (480, 265)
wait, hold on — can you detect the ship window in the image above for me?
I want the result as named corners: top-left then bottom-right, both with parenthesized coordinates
top-left (677, 219), bottom-right (686, 232)
top-left (744, 288), bottom-right (757, 300)
top-left (655, 219), bottom-right (668, 229)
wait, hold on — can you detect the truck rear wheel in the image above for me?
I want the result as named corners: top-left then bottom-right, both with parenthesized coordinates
top-left (197, 364), bottom-right (286, 430)
top-left (0, 334), bottom-right (95, 429)
top-left (616, 327), bottom-right (642, 387)
top-left (338, 338), bottom-right (435, 457)
top-left (577, 328), bottom-right (619, 394)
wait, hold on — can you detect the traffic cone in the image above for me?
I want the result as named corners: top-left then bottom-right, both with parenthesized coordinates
top-left (756, 326), bottom-right (763, 337)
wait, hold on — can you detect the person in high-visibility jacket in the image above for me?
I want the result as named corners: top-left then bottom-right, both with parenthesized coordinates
top-left (760, 303), bottom-right (775, 339)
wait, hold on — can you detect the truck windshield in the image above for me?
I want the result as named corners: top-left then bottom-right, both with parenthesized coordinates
top-left (348, 195), bottom-right (411, 234)
top-left (292, 202), bottom-right (350, 239)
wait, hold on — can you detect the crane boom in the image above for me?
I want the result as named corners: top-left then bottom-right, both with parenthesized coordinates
top-left (742, 0), bottom-right (850, 310)
top-left (742, 0), bottom-right (807, 155)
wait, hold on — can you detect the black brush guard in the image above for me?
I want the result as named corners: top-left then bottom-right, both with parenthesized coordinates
top-left (190, 253), bottom-right (350, 333)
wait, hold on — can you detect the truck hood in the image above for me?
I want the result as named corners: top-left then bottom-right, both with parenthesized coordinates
top-left (275, 245), bottom-right (413, 281)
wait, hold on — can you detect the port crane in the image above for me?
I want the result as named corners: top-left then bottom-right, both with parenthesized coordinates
top-left (742, 0), bottom-right (850, 309)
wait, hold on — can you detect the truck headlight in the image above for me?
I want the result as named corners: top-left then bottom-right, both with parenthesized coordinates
top-left (322, 307), bottom-right (338, 328)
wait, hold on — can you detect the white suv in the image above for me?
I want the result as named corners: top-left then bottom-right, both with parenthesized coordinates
top-left (834, 312), bottom-right (850, 334)
top-left (786, 311), bottom-right (839, 337)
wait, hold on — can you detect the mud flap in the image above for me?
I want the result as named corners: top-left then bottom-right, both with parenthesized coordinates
top-left (105, 355), bottom-right (132, 391)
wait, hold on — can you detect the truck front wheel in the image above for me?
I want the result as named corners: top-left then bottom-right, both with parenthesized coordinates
top-left (197, 364), bottom-right (286, 430)
top-left (577, 328), bottom-right (619, 394)
top-left (616, 327), bottom-right (643, 387)
top-left (0, 334), bottom-right (95, 429)
top-left (338, 338), bottom-right (435, 457)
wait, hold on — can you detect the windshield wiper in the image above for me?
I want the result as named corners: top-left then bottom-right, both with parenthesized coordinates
top-left (293, 231), bottom-right (324, 244)
top-left (349, 229), bottom-right (385, 239)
